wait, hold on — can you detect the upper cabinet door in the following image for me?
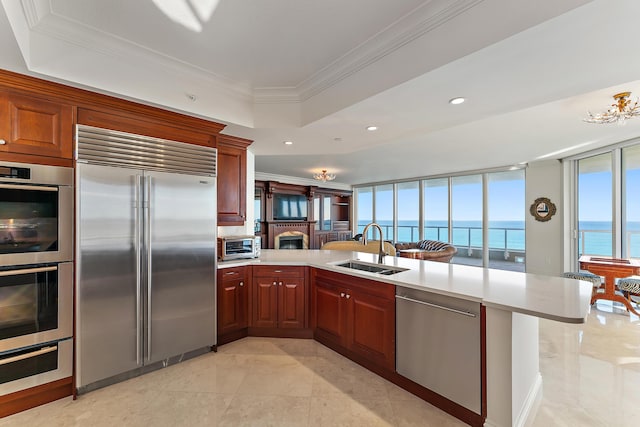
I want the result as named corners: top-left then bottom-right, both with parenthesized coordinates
top-left (0, 92), bottom-right (73, 159)
top-left (217, 137), bottom-right (250, 226)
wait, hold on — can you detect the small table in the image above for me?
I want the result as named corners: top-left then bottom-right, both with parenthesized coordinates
top-left (579, 255), bottom-right (640, 316)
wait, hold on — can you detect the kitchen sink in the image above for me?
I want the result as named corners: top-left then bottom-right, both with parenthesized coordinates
top-left (335, 261), bottom-right (408, 275)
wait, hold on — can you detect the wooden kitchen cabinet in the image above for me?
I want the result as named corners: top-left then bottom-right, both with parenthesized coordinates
top-left (312, 268), bottom-right (395, 371)
top-left (251, 266), bottom-right (307, 330)
top-left (217, 266), bottom-right (249, 344)
top-left (0, 91), bottom-right (73, 161)
top-left (217, 135), bottom-right (251, 226)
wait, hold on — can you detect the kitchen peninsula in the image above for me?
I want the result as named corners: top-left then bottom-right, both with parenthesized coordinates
top-left (218, 249), bottom-right (592, 427)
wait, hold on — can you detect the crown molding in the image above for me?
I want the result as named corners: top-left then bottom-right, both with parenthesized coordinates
top-left (269, 0), bottom-right (485, 103)
top-left (252, 87), bottom-right (300, 104)
top-left (13, 0), bottom-right (484, 111)
top-left (20, 0), bottom-right (253, 101)
top-left (255, 172), bottom-right (352, 191)
top-left (20, 0), bottom-right (43, 27)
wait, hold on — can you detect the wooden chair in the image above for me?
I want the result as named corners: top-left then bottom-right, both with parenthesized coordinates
top-left (562, 271), bottom-right (602, 301)
top-left (617, 276), bottom-right (640, 306)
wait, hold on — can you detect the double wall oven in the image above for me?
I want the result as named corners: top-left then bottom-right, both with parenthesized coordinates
top-left (0, 161), bottom-right (73, 396)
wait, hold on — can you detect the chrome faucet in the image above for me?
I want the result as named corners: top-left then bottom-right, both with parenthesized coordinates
top-left (361, 222), bottom-right (386, 264)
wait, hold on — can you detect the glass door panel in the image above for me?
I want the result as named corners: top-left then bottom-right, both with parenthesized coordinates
top-left (578, 154), bottom-right (613, 257)
top-left (355, 187), bottom-right (373, 235)
top-left (452, 175), bottom-right (482, 266)
top-left (397, 181), bottom-right (419, 242)
top-left (423, 178), bottom-right (449, 242)
top-left (374, 184), bottom-right (393, 241)
top-left (623, 145), bottom-right (640, 258)
top-left (487, 170), bottom-right (525, 271)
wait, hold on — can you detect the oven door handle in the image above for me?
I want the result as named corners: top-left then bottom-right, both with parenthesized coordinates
top-left (0, 345), bottom-right (57, 366)
top-left (0, 265), bottom-right (57, 277)
top-left (0, 183), bottom-right (58, 192)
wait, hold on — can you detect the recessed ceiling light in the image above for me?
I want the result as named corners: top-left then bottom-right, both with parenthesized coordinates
top-left (283, 141), bottom-right (293, 145)
top-left (366, 126), bottom-right (378, 131)
top-left (449, 97), bottom-right (465, 105)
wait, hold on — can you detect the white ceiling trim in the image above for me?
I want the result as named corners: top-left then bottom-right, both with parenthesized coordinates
top-left (18, 0), bottom-right (485, 108)
top-left (292, 0), bottom-right (485, 103)
top-left (19, 0), bottom-right (43, 27)
top-left (252, 86), bottom-right (300, 105)
top-left (251, 0), bottom-right (485, 104)
top-left (255, 171), bottom-right (352, 191)
top-left (19, 0), bottom-right (252, 99)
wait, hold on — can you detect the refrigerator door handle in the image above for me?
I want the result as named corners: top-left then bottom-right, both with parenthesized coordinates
top-left (145, 175), bottom-right (153, 362)
top-left (135, 174), bottom-right (143, 366)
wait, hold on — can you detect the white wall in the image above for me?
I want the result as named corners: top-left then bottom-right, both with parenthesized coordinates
top-left (525, 160), bottom-right (564, 275)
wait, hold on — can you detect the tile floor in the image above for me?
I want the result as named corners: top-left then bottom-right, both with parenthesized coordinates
top-left (1, 300), bottom-right (638, 426)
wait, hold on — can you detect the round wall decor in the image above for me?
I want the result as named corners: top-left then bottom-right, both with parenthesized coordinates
top-left (530, 197), bottom-right (556, 222)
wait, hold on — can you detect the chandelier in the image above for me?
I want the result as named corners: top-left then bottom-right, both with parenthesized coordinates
top-left (313, 169), bottom-right (336, 182)
top-left (584, 92), bottom-right (640, 124)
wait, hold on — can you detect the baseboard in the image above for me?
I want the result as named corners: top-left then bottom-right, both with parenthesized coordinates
top-left (0, 377), bottom-right (72, 418)
top-left (516, 373), bottom-right (543, 427)
top-left (483, 373), bottom-right (542, 427)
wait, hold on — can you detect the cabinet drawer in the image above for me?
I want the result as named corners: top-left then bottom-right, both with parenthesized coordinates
top-left (218, 266), bottom-right (247, 282)
top-left (252, 265), bottom-right (304, 278)
top-left (312, 269), bottom-right (395, 300)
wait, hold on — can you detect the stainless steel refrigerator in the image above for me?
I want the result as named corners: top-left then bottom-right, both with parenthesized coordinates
top-left (75, 125), bottom-right (217, 392)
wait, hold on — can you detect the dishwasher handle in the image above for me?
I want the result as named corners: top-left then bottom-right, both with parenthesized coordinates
top-left (395, 294), bottom-right (477, 318)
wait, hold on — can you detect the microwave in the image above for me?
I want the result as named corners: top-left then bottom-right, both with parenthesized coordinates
top-left (218, 236), bottom-right (261, 261)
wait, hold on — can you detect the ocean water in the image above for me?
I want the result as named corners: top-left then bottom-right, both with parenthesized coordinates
top-left (357, 220), bottom-right (640, 257)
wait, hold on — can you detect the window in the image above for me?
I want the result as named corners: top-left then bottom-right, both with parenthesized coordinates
top-left (397, 181), bottom-right (419, 242)
top-left (374, 184), bottom-right (393, 241)
top-left (623, 145), bottom-right (640, 258)
top-left (578, 153), bottom-right (613, 257)
top-left (356, 187), bottom-right (373, 235)
top-left (423, 178), bottom-right (449, 242)
top-left (488, 170), bottom-right (525, 269)
top-left (354, 168), bottom-right (526, 271)
top-left (571, 140), bottom-right (640, 262)
top-left (452, 175), bottom-right (483, 266)
top-left (254, 188), bottom-right (262, 233)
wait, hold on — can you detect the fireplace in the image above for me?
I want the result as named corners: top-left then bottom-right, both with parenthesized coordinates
top-left (274, 231), bottom-right (309, 250)
top-left (278, 235), bottom-right (303, 249)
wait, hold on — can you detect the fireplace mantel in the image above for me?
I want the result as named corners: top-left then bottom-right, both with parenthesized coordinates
top-left (267, 220), bottom-right (316, 249)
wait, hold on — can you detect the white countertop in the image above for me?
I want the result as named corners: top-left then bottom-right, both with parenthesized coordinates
top-left (218, 249), bottom-right (592, 324)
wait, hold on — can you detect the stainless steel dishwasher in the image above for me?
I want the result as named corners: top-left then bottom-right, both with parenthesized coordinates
top-left (396, 287), bottom-right (481, 414)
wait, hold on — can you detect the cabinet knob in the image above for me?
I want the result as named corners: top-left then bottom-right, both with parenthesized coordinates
top-left (0, 139), bottom-right (5, 145)
top-left (340, 292), bottom-right (345, 298)
top-left (278, 281), bottom-right (283, 286)
top-left (273, 281), bottom-right (277, 286)
top-left (239, 281), bottom-right (244, 287)
top-left (346, 294), bottom-right (351, 299)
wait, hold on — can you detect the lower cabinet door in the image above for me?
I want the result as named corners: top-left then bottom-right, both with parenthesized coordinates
top-left (314, 282), bottom-right (346, 346)
top-left (252, 277), bottom-right (278, 328)
top-left (217, 278), bottom-right (247, 335)
top-left (278, 278), bottom-right (306, 329)
top-left (347, 290), bottom-right (395, 370)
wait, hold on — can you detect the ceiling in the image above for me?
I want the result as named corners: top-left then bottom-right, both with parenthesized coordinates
top-left (2, 0), bottom-right (640, 186)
